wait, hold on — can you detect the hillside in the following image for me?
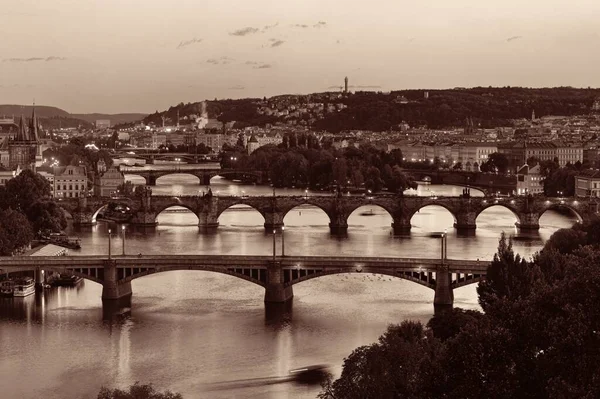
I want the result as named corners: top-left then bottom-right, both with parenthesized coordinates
top-left (0, 104), bottom-right (70, 118)
top-left (72, 113), bottom-right (147, 124)
top-left (0, 104), bottom-right (147, 128)
top-left (143, 87), bottom-right (600, 132)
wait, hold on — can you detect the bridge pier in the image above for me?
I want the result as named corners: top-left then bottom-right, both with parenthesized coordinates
top-left (392, 218), bottom-right (412, 235)
top-left (434, 264), bottom-right (454, 311)
top-left (516, 212), bottom-right (540, 231)
top-left (453, 211), bottom-right (477, 232)
top-left (198, 209), bottom-right (219, 233)
top-left (201, 174), bottom-right (212, 186)
top-left (264, 261), bottom-right (293, 303)
top-left (147, 175), bottom-right (157, 186)
top-left (101, 260), bottom-right (133, 306)
top-left (329, 212), bottom-right (348, 236)
top-left (35, 267), bottom-right (44, 290)
top-left (264, 212), bottom-right (285, 232)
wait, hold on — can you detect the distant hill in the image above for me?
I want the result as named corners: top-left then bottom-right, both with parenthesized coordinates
top-left (72, 113), bottom-right (147, 125)
top-left (0, 104), bottom-right (147, 128)
top-left (0, 104), bottom-right (70, 118)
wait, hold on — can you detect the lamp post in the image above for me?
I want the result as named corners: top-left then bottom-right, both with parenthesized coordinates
top-left (281, 226), bottom-right (285, 257)
top-left (121, 225), bottom-right (126, 256)
top-left (441, 229), bottom-right (447, 264)
top-left (108, 228), bottom-right (112, 260)
top-left (272, 229), bottom-right (276, 261)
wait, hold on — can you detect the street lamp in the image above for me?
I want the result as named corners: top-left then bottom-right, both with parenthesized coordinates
top-left (281, 226), bottom-right (285, 257)
top-left (272, 229), bottom-right (276, 261)
top-left (108, 228), bottom-right (112, 260)
top-left (121, 225), bottom-right (126, 256)
top-left (304, 189), bottom-right (308, 199)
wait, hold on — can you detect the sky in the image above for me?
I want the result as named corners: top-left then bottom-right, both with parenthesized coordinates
top-left (1, 0), bottom-right (599, 113)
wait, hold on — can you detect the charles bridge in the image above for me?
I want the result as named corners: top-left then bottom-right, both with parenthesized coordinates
top-left (0, 254), bottom-right (488, 310)
top-left (60, 192), bottom-right (599, 234)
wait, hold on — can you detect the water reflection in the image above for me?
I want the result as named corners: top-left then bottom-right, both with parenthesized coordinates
top-left (0, 179), bottom-right (580, 399)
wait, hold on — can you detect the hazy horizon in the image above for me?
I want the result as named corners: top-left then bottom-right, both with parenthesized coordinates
top-left (1, 0), bottom-right (599, 113)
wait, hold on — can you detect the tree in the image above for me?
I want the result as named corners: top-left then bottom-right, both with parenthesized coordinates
top-left (453, 162), bottom-right (463, 170)
top-left (0, 208), bottom-right (34, 255)
top-left (477, 233), bottom-right (538, 313)
top-left (481, 152), bottom-right (509, 174)
top-left (97, 383), bottom-right (182, 399)
top-left (2, 169), bottom-right (52, 212)
top-left (25, 200), bottom-right (67, 236)
top-left (385, 166), bottom-right (417, 194)
top-left (117, 181), bottom-right (135, 197)
top-left (332, 158), bottom-right (348, 187)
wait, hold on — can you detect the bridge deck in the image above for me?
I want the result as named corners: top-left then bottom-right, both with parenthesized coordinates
top-left (0, 255), bottom-right (490, 273)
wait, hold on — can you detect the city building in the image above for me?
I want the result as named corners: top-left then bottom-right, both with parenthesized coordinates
top-left (0, 167), bottom-right (19, 186)
top-left (95, 166), bottom-right (124, 197)
top-left (53, 165), bottom-right (88, 198)
top-left (96, 120), bottom-right (111, 129)
top-left (575, 170), bottom-right (600, 198)
top-left (0, 137), bottom-right (10, 168)
top-left (9, 111), bottom-right (40, 171)
top-left (516, 164), bottom-right (544, 195)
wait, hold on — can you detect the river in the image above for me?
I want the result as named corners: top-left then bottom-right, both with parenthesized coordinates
top-left (0, 173), bottom-right (578, 399)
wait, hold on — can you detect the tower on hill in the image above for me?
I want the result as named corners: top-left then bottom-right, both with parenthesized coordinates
top-left (344, 76), bottom-right (348, 94)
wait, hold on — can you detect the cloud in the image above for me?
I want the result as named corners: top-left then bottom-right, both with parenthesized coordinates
top-left (245, 61), bottom-right (258, 65)
top-left (292, 21), bottom-right (327, 29)
top-left (270, 40), bottom-right (285, 48)
top-left (506, 35), bottom-right (522, 42)
top-left (206, 56), bottom-right (234, 65)
top-left (327, 85), bottom-right (343, 89)
top-left (2, 56), bottom-right (66, 62)
top-left (177, 37), bottom-right (202, 49)
top-left (228, 85), bottom-right (245, 90)
top-left (230, 27), bottom-right (260, 36)
top-left (262, 22), bottom-right (279, 32)
top-left (253, 64), bottom-right (272, 69)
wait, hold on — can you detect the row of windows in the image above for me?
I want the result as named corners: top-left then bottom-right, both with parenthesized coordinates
top-left (56, 184), bottom-right (85, 190)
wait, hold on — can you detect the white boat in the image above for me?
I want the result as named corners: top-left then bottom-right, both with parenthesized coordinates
top-left (13, 278), bottom-right (35, 297)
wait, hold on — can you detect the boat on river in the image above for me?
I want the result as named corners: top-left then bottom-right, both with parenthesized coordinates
top-left (13, 278), bottom-right (35, 297)
top-left (359, 209), bottom-right (375, 216)
top-left (42, 233), bottom-right (81, 250)
top-left (1, 280), bottom-right (15, 297)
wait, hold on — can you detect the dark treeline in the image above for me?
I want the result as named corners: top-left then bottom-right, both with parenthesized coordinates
top-left (319, 219), bottom-right (600, 398)
top-left (0, 170), bottom-right (67, 254)
top-left (222, 134), bottom-right (417, 193)
top-left (315, 87), bottom-right (600, 132)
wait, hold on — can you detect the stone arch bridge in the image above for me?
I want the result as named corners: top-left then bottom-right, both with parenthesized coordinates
top-left (60, 194), bottom-right (599, 234)
top-left (0, 254), bottom-right (489, 310)
top-left (118, 165), bottom-right (265, 186)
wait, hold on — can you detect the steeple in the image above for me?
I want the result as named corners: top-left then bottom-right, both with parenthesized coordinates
top-left (17, 115), bottom-right (29, 141)
top-left (29, 104), bottom-right (39, 141)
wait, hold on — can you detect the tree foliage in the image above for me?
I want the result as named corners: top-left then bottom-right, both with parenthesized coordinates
top-left (321, 218), bottom-right (600, 399)
top-left (97, 382), bottom-right (182, 399)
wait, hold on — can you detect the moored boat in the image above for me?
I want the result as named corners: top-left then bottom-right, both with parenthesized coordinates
top-left (13, 278), bottom-right (35, 297)
top-left (1, 280), bottom-right (15, 297)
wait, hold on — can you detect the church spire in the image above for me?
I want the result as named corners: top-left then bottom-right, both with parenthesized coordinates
top-left (17, 115), bottom-right (29, 141)
top-left (29, 102), bottom-right (39, 141)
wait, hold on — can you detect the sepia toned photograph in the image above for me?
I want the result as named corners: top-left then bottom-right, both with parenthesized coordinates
top-left (1, 1), bottom-right (600, 398)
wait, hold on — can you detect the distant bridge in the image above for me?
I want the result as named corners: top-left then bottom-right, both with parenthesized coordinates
top-left (60, 194), bottom-right (599, 234)
top-left (114, 152), bottom-right (215, 164)
top-left (118, 164), bottom-right (265, 185)
top-left (0, 254), bottom-right (489, 309)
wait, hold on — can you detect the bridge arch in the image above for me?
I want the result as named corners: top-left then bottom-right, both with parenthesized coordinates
top-left (120, 172), bottom-right (149, 185)
top-left (475, 202), bottom-right (521, 224)
top-left (118, 266), bottom-right (266, 287)
top-left (538, 203), bottom-right (583, 223)
top-left (155, 172), bottom-right (203, 185)
top-left (216, 202), bottom-right (267, 223)
top-left (284, 269), bottom-right (435, 289)
top-left (409, 204), bottom-right (458, 232)
top-left (282, 201), bottom-right (331, 226)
